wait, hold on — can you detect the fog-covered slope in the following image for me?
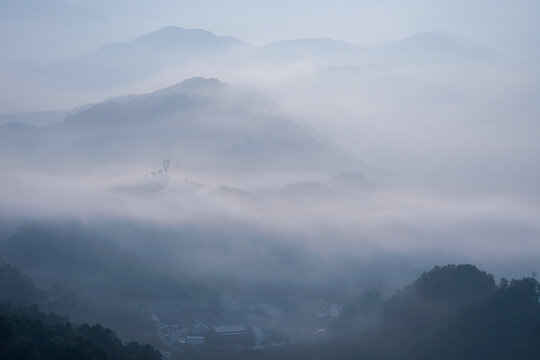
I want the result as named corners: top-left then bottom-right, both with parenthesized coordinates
top-left (0, 77), bottom-right (362, 174)
top-left (6, 27), bottom-right (518, 114)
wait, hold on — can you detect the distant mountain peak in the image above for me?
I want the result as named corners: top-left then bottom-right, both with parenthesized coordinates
top-left (151, 77), bottom-right (225, 97)
top-left (138, 26), bottom-right (213, 39)
top-left (376, 29), bottom-right (504, 63)
top-left (131, 26), bottom-right (248, 48)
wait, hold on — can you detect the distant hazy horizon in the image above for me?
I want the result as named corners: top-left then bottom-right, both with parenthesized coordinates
top-left (67, 0), bottom-right (539, 55)
top-left (1, 0), bottom-right (539, 64)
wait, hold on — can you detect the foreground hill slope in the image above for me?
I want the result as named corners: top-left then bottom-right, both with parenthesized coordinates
top-left (0, 304), bottom-right (161, 360)
top-left (416, 278), bottom-right (540, 360)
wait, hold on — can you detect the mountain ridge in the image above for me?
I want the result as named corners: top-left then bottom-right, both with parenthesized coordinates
top-left (0, 77), bottom-right (366, 175)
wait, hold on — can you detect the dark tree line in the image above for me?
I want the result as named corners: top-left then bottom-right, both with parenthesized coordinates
top-left (0, 304), bottom-right (162, 360)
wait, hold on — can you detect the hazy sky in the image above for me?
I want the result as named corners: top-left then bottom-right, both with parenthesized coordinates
top-left (66, 0), bottom-right (539, 57)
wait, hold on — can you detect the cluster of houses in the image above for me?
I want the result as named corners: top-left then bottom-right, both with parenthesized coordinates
top-left (149, 298), bottom-right (342, 352)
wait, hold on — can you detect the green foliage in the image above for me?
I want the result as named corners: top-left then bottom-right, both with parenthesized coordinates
top-left (249, 264), bottom-right (529, 360)
top-left (0, 264), bottom-right (43, 305)
top-left (0, 262), bottom-right (158, 344)
top-left (0, 304), bottom-right (162, 360)
top-left (416, 278), bottom-right (540, 360)
top-left (384, 264), bottom-right (496, 335)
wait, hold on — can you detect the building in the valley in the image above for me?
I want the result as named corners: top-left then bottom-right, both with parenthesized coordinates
top-left (211, 325), bottom-right (253, 345)
top-left (212, 325), bottom-right (249, 336)
top-left (191, 323), bottom-right (213, 336)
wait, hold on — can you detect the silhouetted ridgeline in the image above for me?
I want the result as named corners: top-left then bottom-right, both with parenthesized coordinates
top-left (415, 277), bottom-right (540, 360)
top-left (0, 265), bottom-right (162, 359)
top-left (0, 261), bottom-right (159, 348)
top-left (0, 304), bottom-right (161, 360)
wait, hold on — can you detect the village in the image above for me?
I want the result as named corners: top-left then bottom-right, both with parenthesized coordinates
top-left (138, 297), bottom-right (342, 352)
